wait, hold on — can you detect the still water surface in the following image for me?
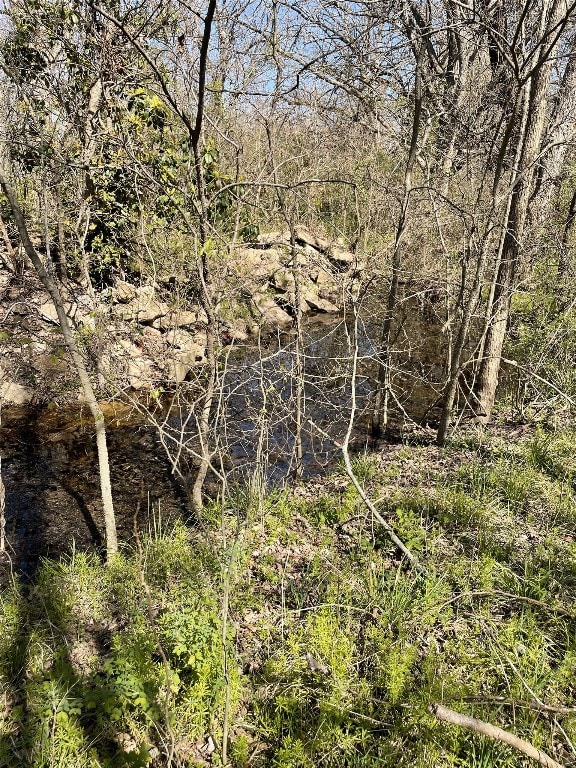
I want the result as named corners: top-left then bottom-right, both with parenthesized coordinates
top-left (0, 310), bottom-right (443, 572)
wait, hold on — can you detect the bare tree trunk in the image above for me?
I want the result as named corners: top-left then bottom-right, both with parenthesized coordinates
top-left (187, 0), bottom-right (218, 513)
top-left (531, 46), bottom-right (576, 213)
top-left (436, 86), bottom-right (528, 444)
top-left (0, 171), bottom-right (117, 559)
top-left (475, 12), bottom-right (561, 421)
top-left (290, 223), bottom-right (304, 480)
top-left (558, 185), bottom-right (576, 281)
top-left (76, 76), bottom-right (103, 291)
top-left (90, 0), bottom-right (218, 513)
top-left (0, 212), bottom-right (24, 274)
top-left (436, 236), bottom-right (490, 444)
top-left (55, 181), bottom-right (67, 282)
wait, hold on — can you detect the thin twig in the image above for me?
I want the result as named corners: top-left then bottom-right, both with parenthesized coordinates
top-left (341, 303), bottom-right (425, 573)
top-left (502, 358), bottom-right (576, 408)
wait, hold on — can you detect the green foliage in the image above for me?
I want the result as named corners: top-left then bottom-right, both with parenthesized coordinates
top-left (0, 527), bottom-right (236, 767)
top-left (506, 279), bottom-right (576, 419)
top-left (2, 432), bottom-right (576, 767)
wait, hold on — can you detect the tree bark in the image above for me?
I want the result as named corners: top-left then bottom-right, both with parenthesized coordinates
top-left (475, 2), bottom-right (564, 421)
top-left (187, 0), bottom-right (218, 514)
top-left (0, 171), bottom-right (118, 559)
top-left (76, 75), bottom-right (103, 290)
top-left (558, 184), bottom-right (576, 281)
top-left (531, 49), bottom-right (576, 213)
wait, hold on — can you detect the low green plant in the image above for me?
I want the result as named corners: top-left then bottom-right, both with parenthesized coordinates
top-left (0, 526), bottom-right (238, 767)
top-left (3, 429), bottom-right (576, 767)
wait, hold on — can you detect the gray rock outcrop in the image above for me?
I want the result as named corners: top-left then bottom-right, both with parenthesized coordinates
top-left (0, 227), bottom-right (363, 403)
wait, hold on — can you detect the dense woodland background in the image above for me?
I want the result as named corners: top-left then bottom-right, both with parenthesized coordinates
top-left (1, 1), bottom-right (576, 767)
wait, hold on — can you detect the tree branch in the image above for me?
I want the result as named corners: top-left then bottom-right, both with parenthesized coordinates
top-left (429, 702), bottom-right (566, 768)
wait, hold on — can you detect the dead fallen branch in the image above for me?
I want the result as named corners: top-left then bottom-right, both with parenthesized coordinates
top-left (429, 702), bottom-right (565, 768)
top-left (459, 696), bottom-right (576, 715)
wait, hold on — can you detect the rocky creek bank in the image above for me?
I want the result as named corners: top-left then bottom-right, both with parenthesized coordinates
top-left (0, 227), bottom-right (363, 405)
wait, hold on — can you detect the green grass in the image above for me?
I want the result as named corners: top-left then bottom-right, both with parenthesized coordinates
top-left (1, 428), bottom-right (576, 766)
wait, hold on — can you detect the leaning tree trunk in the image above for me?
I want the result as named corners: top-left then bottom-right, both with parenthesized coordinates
top-left (474, 4), bottom-right (564, 422)
top-left (0, 171), bottom-right (118, 559)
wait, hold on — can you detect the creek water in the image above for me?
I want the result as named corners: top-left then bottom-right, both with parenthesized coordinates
top-left (0, 306), bottom-right (444, 573)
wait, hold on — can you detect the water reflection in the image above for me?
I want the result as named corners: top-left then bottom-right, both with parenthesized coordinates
top-left (0, 304), bottom-right (445, 572)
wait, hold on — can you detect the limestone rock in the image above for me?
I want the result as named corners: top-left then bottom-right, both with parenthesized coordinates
top-left (0, 381), bottom-right (34, 405)
top-left (275, 291), bottom-right (311, 315)
top-left (164, 328), bottom-right (205, 350)
top-left (222, 321), bottom-right (249, 343)
top-left (271, 268), bottom-right (295, 292)
top-left (294, 225), bottom-right (332, 253)
top-left (176, 346), bottom-right (205, 365)
top-left (117, 338), bottom-right (142, 357)
top-left (33, 352), bottom-right (69, 375)
top-left (127, 357), bottom-right (154, 390)
top-left (112, 281), bottom-right (139, 303)
top-left (302, 290), bottom-right (340, 313)
top-left (166, 359), bottom-right (191, 383)
top-left (255, 230), bottom-right (290, 247)
top-left (139, 325), bottom-right (163, 341)
top-left (230, 246), bottom-right (286, 292)
top-left (153, 308), bottom-right (207, 331)
top-left (253, 294), bottom-right (293, 327)
top-left (116, 295), bottom-right (169, 324)
top-left (329, 245), bottom-right (358, 267)
top-left (38, 300), bottom-right (59, 324)
top-left (163, 341), bottom-right (205, 383)
top-left (39, 300), bottom-right (79, 324)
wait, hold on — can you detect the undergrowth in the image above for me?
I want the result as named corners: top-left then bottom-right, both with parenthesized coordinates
top-left (1, 427), bottom-right (576, 766)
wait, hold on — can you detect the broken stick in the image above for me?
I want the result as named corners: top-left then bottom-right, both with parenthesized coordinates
top-left (429, 702), bottom-right (565, 768)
